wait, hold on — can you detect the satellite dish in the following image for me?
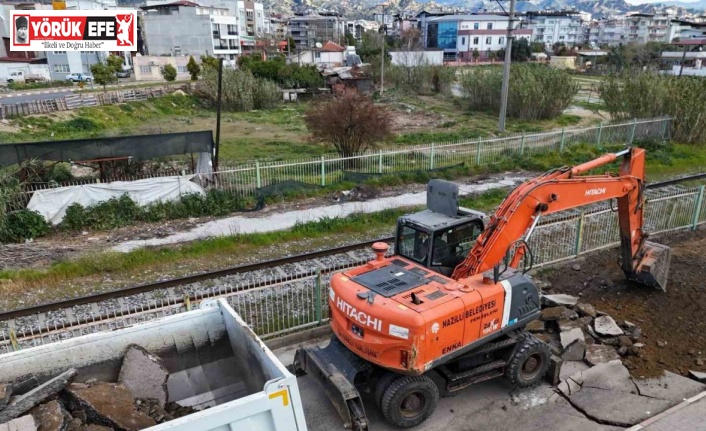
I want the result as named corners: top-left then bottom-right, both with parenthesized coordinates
top-left (315, 42), bottom-right (323, 48)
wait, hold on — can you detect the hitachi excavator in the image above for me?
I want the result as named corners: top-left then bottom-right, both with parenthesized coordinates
top-left (294, 147), bottom-right (671, 430)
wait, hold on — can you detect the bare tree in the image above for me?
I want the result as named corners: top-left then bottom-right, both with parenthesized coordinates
top-left (304, 92), bottom-right (393, 159)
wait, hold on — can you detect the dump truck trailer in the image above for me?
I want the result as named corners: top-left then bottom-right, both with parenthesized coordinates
top-left (0, 299), bottom-right (308, 431)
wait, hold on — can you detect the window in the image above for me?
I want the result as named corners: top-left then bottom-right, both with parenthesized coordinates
top-left (140, 66), bottom-right (151, 74)
top-left (499, 37), bottom-right (504, 44)
top-left (227, 24), bottom-right (237, 35)
top-left (461, 36), bottom-right (466, 45)
top-left (485, 37), bottom-right (492, 44)
top-left (431, 222), bottom-right (482, 267)
top-left (177, 66), bottom-right (187, 73)
top-left (315, 51), bottom-right (321, 59)
top-left (487, 23), bottom-right (493, 30)
top-left (53, 64), bottom-right (70, 73)
top-left (559, 36), bottom-right (565, 40)
top-left (246, 10), bottom-right (253, 19)
top-left (473, 37), bottom-right (479, 45)
top-left (53, 51), bottom-right (66, 55)
top-left (473, 22), bottom-right (479, 30)
top-left (398, 225), bottom-right (430, 264)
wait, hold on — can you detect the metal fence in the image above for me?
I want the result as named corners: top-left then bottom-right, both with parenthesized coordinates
top-left (2, 183), bottom-right (702, 355)
top-left (213, 117), bottom-right (671, 199)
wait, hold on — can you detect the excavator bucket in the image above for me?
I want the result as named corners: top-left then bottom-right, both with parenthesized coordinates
top-left (631, 241), bottom-right (672, 292)
top-left (293, 338), bottom-right (371, 431)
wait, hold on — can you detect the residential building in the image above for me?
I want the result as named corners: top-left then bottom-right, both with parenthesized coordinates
top-left (661, 38), bottom-right (706, 76)
top-left (288, 13), bottom-right (346, 48)
top-left (669, 19), bottom-right (706, 41)
top-left (422, 14), bottom-right (531, 61)
top-left (141, 1), bottom-right (239, 66)
top-left (345, 20), bottom-right (378, 43)
top-left (265, 14), bottom-right (288, 42)
top-left (133, 55), bottom-right (192, 81)
top-left (290, 40), bottom-right (347, 67)
top-left (236, 0), bottom-right (265, 52)
top-left (392, 14), bottom-right (419, 37)
top-left (47, 51), bottom-right (103, 80)
top-left (523, 11), bottom-right (584, 47)
top-left (598, 17), bottom-right (627, 47)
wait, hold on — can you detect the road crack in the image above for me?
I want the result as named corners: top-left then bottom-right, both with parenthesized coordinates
top-left (556, 390), bottom-right (635, 428)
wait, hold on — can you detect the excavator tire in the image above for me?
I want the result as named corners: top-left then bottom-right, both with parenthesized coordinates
top-left (375, 371), bottom-right (401, 409)
top-left (504, 334), bottom-right (551, 388)
top-left (381, 375), bottom-right (439, 429)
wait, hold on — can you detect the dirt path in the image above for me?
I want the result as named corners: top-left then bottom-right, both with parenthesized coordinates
top-left (541, 228), bottom-right (706, 378)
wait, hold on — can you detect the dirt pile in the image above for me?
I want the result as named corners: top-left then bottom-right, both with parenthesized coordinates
top-left (0, 344), bottom-right (201, 430)
top-left (538, 228), bottom-right (706, 378)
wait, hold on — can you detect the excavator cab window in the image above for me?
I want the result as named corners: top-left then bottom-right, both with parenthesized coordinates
top-left (397, 225), bottom-right (431, 265)
top-left (431, 221), bottom-right (483, 274)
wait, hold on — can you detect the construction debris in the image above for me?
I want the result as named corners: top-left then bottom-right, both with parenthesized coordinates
top-left (593, 315), bottom-right (624, 336)
top-left (118, 345), bottom-right (169, 408)
top-left (1, 345), bottom-right (203, 431)
top-left (542, 294), bottom-right (579, 307)
top-left (560, 328), bottom-right (586, 361)
top-left (0, 369), bottom-right (76, 424)
top-left (585, 344), bottom-right (621, 366)
top-left (65, 383), bottom-right (156, 431)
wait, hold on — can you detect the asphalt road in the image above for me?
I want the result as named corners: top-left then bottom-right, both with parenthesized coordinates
top-left (0, 90), bottom-right (74, 104)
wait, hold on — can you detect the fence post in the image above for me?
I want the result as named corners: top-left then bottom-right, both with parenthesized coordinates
top-left (255, 161), bottom-right (262, 189)
top-left (596, 122), bottom-right (604, 146)
top-left (430, 143), bottom-right (435, 170)
top-left (315, 269), bottom-right (323, 325)
top-left (520, 133), bottom-right (526, 156)
top-left (660, 117), bottom-right (668, 140)
top-left (559, 128), bottom-right (566, 153)
top-left (476, 136), bottom-right (482, 165)
top-left (9, 329), bottom-right (18, 352)
top-left (184, 295), bottom-right (191, 311)
top-left (692, 185), bottom-right (705, 230)
top-left (574, 212), bottom-right (585, 257)
top-left (378, 150), bottom-right (383, 174)
top-left (320, 155), bottom-right (326, 187)
top-left (628, 118), bottom-right (637, 145)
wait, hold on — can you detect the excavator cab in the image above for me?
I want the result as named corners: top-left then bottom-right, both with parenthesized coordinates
top-left (394, 180), bottom-right (487, 277)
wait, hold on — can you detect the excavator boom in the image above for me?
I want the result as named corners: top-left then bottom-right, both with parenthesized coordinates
top-left (452, 147), bottom-right (671, 291)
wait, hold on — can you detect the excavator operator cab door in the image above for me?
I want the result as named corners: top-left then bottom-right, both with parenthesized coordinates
top-left (395, 219), bottom-right (483, 276)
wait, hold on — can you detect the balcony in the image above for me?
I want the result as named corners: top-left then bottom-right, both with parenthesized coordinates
top-left (228, 31), bottom-right (238, 35)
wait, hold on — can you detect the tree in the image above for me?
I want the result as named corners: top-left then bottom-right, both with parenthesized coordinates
top-left (530, 42), bottom-right (546, 53)
top-left (304, 92), bottom-right (393, 158)
top-left (106, 54), bottom-right (124, 72)
top-left (497, 38), bottom-right (533, 62)
top-left (90, 62), bottom-right (118, 91)
top-left (345, 31), bottom-right (357, 46)
top-left (287, 36), bottom-right (296, 52)
top-left (187, 56), bottom-right (200, 80)
top-left (472, 49), bottom-right (480, 62)
top-left (161, 64), bottom-right (177, 81)
top-left (200, 55), bottom-right (220, 71)
top-left (399, 28), bottom-right (422, 50)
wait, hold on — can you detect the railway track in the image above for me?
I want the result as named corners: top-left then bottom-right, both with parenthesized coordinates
top-left (1, 172), bottom-right (704, 353)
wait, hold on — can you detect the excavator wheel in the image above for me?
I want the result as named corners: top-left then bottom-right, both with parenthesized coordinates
top-left (375, 371), bottom-right (401, 408)
top-left (381, 375), bottom-right (439, 429)
top-left (505, 334), bottom-right (551, 388)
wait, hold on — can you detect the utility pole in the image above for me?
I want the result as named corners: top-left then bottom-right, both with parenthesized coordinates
top-left (380, 3), bottom-right (388, 95)
top-left (678, 43), bottom-right (688, 78)
top-left (214, 57), bottom-right (223, 173)
top-left (498, 0), bottom-right (516, 133)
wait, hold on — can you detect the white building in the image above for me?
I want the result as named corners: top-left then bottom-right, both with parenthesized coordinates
top-left (141, 1), bottom-right (239, 65)
top-left (523, 11), bottom-right (584, 47)
top-left (598, 17), bottom-right (628, 47)
top-left (422, 14), bottom-right (531, 61)
top-left (290, 40), bottom-right (346, 67)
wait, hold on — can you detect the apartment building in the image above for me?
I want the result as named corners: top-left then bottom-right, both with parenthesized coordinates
top-left (346, 20), bottom-right (378, 43)
top-left (625, 13), bottom-right (672, 44)
top-left (598, 17), bottom-right (628, 46)
top-left (523, 11), bottom-right (584, 47)
top-left (289, 13), bottom-right (346, 48)
top-left (423, 14), bottom-right (531, 61)
top-left (236, 0), bottom-right (265, 52)
top-left (141, 1), bottom-right (239, 65)
top-left (265, 15), bottom-right (288, 41)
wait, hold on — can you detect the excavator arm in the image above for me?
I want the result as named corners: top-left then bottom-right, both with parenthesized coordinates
top-left (452, 147), bottom-right (671, 291)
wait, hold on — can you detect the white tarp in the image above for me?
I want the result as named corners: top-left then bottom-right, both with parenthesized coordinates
top-left (28, 175), bottom-right (205, 225)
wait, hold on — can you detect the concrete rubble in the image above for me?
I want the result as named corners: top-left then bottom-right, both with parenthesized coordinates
top-left (594, 315), bottom-right (624, 337)
top-left (560, 328), bottom-right (586, 361)
top-left (118, 345), bottom-right (169, 408)
top-left (0, 345), bottom-right (202, 431)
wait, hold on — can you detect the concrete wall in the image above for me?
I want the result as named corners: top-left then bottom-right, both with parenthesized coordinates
top-left (133, 55), bottom-right (192, 81)
top-left (550, 56), bottom-right (576, 70)
top-left (47, 51), bottom-right (102, 80)
top-left (143, 8), bottom-right (213, 57)
top-left (389, 50), bottom-right (443, 66)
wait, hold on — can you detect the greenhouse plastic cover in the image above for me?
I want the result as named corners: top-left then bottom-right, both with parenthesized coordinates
top-left (28, 175), bottom-right (205, 225)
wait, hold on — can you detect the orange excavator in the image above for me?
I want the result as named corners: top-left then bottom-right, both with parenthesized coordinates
top-left (294, 147), bottom-right (671, 429)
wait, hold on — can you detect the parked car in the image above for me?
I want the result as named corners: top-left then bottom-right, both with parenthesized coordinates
top-left (2, 71), bottom-right (26, 83)
top-left (65, 73), bottom-right (92, 82)
top-left (116, 69), bottom-right (131, 78)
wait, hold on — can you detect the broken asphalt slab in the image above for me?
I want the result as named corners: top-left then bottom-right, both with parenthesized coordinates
top-left (30, 400), bottom-right (71, 431)
top-left (64, 382), bottom-right (156, 431)
top-left (0, 369), bottom-right (76, 424)
top-left (556, 360), bottom-right (706, 428)
top-left (0, 415), bottom-right (37, 431)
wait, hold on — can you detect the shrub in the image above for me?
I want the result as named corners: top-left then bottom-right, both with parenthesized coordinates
top-left (387, 65), bottom-right (456, 95)
top-left (600, 72), bottom-right (706, 144)
top-left (0, 209), bottom-right (49, 243)
top-left (63, 203), bottom-right (88, 231)
top-left (200, 68), bottom-right (281, 112)
top-left (8, 80), bottom-right (72, 91)
top-left (162, 64), bottom-right (177, 82)
top-left (460, 64), bottom-right (579, 120)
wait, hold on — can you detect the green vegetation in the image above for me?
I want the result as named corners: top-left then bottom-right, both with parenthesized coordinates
top-left (460, 64), bottom-right (579, 120)
top-left (386, 65), bottom-right (456, 95)
top-left (0, 209), bottom-right (49, 243)
top-left (200, 67), bottom-right (281, 112)
top-left (600, 73), bottom-right (706, 144)
top-left (187, 56), bottom-right (200, 81)
top-left (237, 55), bottom-right (323, 89)
top-left (7, 80), bottom-right (72, 91)
top-left (90, 54), bottom-right (125, 91)
top-left (161, 64), bottom-right (177, 82)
